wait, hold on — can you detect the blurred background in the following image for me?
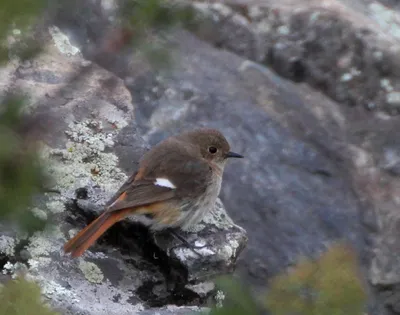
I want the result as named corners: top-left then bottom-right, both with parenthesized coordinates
top-left (2, 0), bottom-right (400, 314)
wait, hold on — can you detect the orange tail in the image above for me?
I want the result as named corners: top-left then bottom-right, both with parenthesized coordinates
top-left (64, 209), bottom-right (131, 258)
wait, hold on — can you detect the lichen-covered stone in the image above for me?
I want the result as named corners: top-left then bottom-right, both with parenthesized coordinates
top-left (0, 236), bottom-right (16, 257)
top-left (0, 16), bottom-right (248, 315)
top-left (78, 261), bottom-right (104, 284)
top-left (9, 0), bottom-right (400, 314)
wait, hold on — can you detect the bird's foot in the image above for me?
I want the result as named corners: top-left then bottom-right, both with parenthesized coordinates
top-left (168, 229), bottom-right (206, 257)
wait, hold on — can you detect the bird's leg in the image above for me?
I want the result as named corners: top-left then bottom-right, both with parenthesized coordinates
top-left (169, 229), bottom-right (206, 249)
top-left (166, 229), bottom-right (207, 257)
top-left (152, 228), bottom-right (207, 256)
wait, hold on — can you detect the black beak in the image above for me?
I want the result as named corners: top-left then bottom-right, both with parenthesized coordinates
top-left (226, 151), bottom-right (244, 159)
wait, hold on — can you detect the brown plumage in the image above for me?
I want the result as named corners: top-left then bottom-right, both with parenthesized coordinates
top-left (63, 128), bottom-right (243, 258)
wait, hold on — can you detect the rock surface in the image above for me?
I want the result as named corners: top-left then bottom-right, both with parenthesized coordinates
top-left (53, 0), bottom-right (372, 305)
top-left (0, 36), bottom-right (246, 315)
top-left (191, 0), bottom-right (400, 115)
top-left (185, 1), bottom-right (400, 314)
top-left (3, 0), bottom-right (400, 314)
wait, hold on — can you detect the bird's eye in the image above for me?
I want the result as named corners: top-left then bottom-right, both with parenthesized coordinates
top-left (208, 146), bottom-right (217, 154)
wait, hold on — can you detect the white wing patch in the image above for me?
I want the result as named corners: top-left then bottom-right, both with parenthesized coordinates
top-left (154, 178), bottom-right (176, 189)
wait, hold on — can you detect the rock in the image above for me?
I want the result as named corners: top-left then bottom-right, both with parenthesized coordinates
top-left (187, 0), bottom-right (400, 115)
top-left (74, 182), bottom-right (247, 292)
top-left (137, 305), bottom-right (206, 315)
top-left (193, 2), bottom-right (258, 60)
top-left (175, 1), bottom-right (400, 313)
top-left (1, 41), bottom-right (151, 315)
top-left (379, 147), bottom-right (400, 176)
top-left (5, 0), bottom-right (400, 314)
top-left (0, 235), bottom-right (16, 258)
top-left (50, 1), bottom-right (378, 312)
top-left (0, 29), bottom-right (246, 314)
top-left (129, 33), bottom-right (370, 292)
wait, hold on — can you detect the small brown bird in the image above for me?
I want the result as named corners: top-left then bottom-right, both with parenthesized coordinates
top-left (63, 128), bottom-right (243, 257)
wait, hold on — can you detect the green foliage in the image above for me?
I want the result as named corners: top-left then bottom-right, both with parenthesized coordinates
top-left (266, 243), bottom-right (366, 315)
top-left (139, 40), bottom-right (173, 69)
top-left (0, 0), bottom-right (54, 313)
top-left (0, 0), bottom-right (47, 63)
top-left (208, 244), bottom-right (367, 315)
top-left (0, 96), bottom-right (48, 232)
top-left (208, 276), bottom-right (260, 315)
top-left (118, 0), bottom-right (198, 68)
top-left (0, 1), bottom-right (197, 315)
top-left (0, 277), bottom-right (59, 315)
top-left (121, 0), bottom-right (197, 35)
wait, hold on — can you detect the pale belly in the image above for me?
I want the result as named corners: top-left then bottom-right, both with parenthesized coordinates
top-left (177, 175), bottom-right (222, 231)
top-left (136, 173), bottom-right (223, 231)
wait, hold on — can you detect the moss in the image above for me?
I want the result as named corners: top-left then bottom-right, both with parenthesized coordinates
top-left (27, 227), bottom-right (64, 259)
top-left (41, 119), bottom-right (127, 194)
top-left (30, 208), bottom-right (48, 221)
top-left (39, 278), bottom-right (79, 304)
top-left (48, 26), bottom-right (80, 56)
top-left (27, 233), bottom-right (53, 258)
top-left (78, 261), bottom-right (104, 284)
top-left (45, 199), bottom-right (66, 214)
top-left (0, 276), bottom-right (59, 315)
top-left (208, 244), bottom-right (366, 315)
top-left (266, 243), bottom-right (367, 315)
top-left (0, 235), bottom-right (16, 257)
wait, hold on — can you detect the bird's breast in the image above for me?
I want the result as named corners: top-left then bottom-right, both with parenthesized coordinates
top-left (178, 174), bottom-right (222, 230)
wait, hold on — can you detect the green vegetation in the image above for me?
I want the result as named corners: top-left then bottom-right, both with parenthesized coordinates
top-left (0, 96), bottom-right (47, 232)
top-left (120, 0), bottom-right (196, 35)
top-left (0, 277), bottom-right (59, 315)
top-left (209, 243), bottom-right (367, 315)
top-left (0, 0), bottom-right (198, 313)
top-left (0, 1), bottom-right (52, 311)
top-left (266, 243), bottom-right (366, 315)
top-left (0, 0), bottom-right (47, 63)
top-left (119, 0), bottom-right (198, 68)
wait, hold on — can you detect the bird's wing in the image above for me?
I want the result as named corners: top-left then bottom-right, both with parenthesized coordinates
top-left (105, 180), bottom-right (175, 212)
top-left (105, 160), bottom-right (212, 213)
top-left (104, 171), bottom-right (137, 208)
top-left (137, 139), bottom-right (213, 198)
top-left (105, 138), bottom-right (213, 213)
